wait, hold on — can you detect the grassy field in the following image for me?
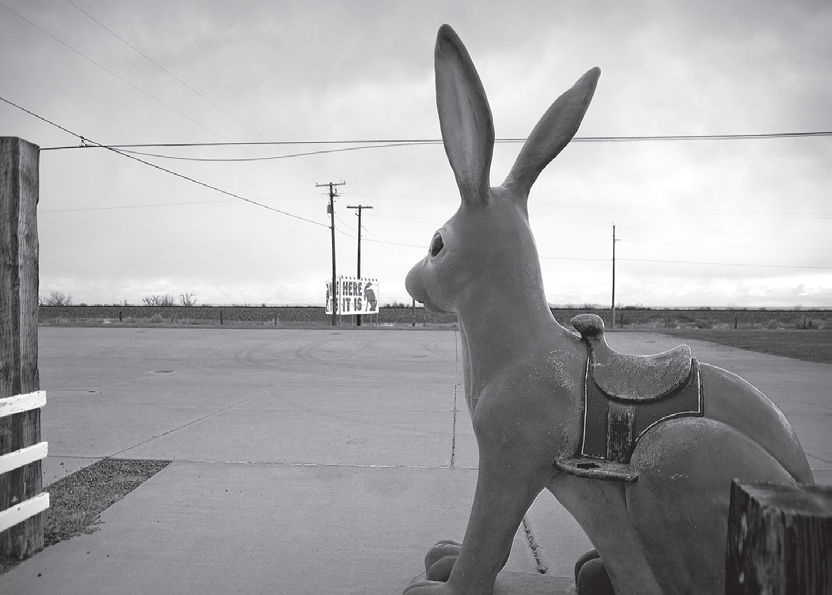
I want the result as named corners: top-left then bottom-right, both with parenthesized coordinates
top-left (657, 329), bottom-right (831, 364)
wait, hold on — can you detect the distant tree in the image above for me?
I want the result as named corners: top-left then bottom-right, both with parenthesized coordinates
top-left (142, 294), bottom-right (176, 306)
top-left (40, 290), bottom-right (73, 306)
top-left (179, 292), bottom-right (197, 307)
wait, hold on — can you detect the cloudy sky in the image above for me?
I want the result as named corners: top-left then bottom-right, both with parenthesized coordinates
top-left (1, 0), bottom-right (829, 308)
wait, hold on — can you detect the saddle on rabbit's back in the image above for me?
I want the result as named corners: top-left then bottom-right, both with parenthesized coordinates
top-left (555, 314), bottom-right (703, 482)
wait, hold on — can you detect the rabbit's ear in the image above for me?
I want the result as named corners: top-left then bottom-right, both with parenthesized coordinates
top-left (435, 24), bottom-right (494, 206)
top-left (503, 67), bottom-right (600, 200)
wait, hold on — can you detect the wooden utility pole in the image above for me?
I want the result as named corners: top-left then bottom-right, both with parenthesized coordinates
top-left (347, 205), bottom-right (372, 326)
top-left (611, 224), bottom-right (621, 329)
top-left (317, 181), bottom-right (345, 327)
top-left (0, 137), bottom-right (44, 559)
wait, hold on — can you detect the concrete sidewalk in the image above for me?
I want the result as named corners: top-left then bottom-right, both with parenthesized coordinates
top-left (2, 327), bottom-right (829, 594)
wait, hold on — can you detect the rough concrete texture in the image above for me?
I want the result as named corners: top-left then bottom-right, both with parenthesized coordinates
top-left (3, 327), bottom-right (828, 594)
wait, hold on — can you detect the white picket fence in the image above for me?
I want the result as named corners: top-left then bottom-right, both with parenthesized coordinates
top-left (0, 390), bottom-right (49, 533)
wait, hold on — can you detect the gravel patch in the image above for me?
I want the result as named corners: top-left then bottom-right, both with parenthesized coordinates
top-left (0, 458), bottom-right (170, 575)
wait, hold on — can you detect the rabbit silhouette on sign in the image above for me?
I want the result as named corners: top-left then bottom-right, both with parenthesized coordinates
top-left (404, 25), bottom-right (812, 595)
top-left (364, 281), bottom-right (378, 311)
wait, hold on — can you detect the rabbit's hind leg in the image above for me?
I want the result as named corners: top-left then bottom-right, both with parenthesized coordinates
top-left (628, 417), bottom-right (798, 593)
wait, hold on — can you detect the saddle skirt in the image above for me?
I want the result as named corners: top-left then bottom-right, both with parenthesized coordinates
top-left (555, 314), bottom-right (704, 482)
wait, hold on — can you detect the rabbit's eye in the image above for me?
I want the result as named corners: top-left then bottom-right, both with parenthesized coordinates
top-left (429, 233), bottom-right (445, 257)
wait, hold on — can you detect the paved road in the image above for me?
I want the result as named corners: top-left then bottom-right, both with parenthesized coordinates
top-left (3, 327), bottom-right (829, 594)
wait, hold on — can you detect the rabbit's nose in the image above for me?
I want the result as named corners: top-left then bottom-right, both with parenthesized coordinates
top-left (405, 262), bottom-right (427, 303)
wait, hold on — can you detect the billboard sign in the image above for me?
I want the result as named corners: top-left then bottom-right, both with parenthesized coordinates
top-left (325, 276), bottom-right (379, 315)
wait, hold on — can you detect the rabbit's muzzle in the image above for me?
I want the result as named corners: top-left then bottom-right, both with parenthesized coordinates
top-left (405, 258), bottom-right (428, 306)
top-left (406, 258), bottom-right (449, 313)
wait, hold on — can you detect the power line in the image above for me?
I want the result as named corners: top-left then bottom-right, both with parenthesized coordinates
top-left (0, 95), bottom-right (328, 228)
top-left (2, 0), bottom-right (331, 185)
top-left (574, 132), bottom-right (832, 142)
top-left (66, 0), bottom-right (256, 138)
top-left (93, 143), bottom-right (429, 162)
top-left (39, 198), bottom-right (234, 213)
top-left (0, 1), bottom-right (239, 145)
top-left (360, 225), bottom-right (413, 270)
top-left (619, 258), bottom-right (831, 270)
top-left (531, 200), bottom-right (831, 220)
top-left (364, 238), bottom-right (424, 250)
top-left (40, 140), bottom-right (440, 152)
top-left (40, 130), bottom-right (832, 152)
top-left (4, 98), bottom-right (827, 263)
top-left (64, 0), bottom-right (333, 182)
top-left (623, 238), bottom-right (831, 253)
top-left (609, 224), bottom-right (829, 240)
top-left (375, 238), bottom-right (832, 271)
top-left (541, 255), bottom-right (830, 270)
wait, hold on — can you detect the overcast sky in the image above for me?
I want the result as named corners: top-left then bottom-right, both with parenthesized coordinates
top-left (1, 0), bottom-right (829, 308)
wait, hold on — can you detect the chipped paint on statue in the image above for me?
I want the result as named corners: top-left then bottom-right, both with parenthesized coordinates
top-left (403, 24), bottom-right (813, 595)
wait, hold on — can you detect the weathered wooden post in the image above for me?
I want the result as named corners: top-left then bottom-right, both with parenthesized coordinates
top-left (0, 137), bottom-right (47, 559)
top-left (726, 480), bottom-right (831, 594)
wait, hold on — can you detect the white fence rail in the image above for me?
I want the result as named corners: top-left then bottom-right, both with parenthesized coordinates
top-left (0, 390), bottom-right (49, 533)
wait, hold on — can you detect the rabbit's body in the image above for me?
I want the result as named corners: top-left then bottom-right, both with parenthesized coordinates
top-left (404, 25), bottom-right (812, 595)
top-left (553, 361), bottom-right (811, 594)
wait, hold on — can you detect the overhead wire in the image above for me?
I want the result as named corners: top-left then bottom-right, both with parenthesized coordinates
top-left (359, 225), bottom-right (413, 270)
top-left (65, 0), bottom-right (252, 137)
top-left (3, 0), bottom-right (335, 184)
top-left (531, 200), bottom-right (830, 220)
top-left (10, 90), bottom-right (826, 272)
top-left (99, 143), bottom-right (433, 162)
top-left (0, 1), bottom-right (236, 149)
top-left (5, 3), bottom-right (828, 305)
top-left (619, 258), bottom-right (830, 270)
top-left (0, 95), bottom-right (328, 228)
top-left (41, 130), bottom-right (832, 152)
top-left (622, 238), bottom-right (831, 253)
top-left (1, 16), bottom-right (826, 276)
top-left (65, 0), bottom-right (340, 182)
top-left (350, 226), bottom-right (832, 271)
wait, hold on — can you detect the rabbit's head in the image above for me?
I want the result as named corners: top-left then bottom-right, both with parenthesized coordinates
top-left (406, 25), bottom-right (600, 314)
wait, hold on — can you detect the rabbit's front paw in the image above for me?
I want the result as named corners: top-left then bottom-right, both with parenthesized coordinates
top-left (424, 539), bottom-right (462, 581)
top-left (422, 538), bottom-right (510, 582)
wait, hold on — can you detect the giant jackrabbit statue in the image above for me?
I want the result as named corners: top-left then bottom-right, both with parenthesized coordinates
top-left (404, 25), bottom-right (813, 595)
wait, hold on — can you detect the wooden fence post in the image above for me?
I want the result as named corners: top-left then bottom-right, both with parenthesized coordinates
top-left (0, 137), bottom-right (45, 559)
top-left (726, 480), bottom-right (831, 594)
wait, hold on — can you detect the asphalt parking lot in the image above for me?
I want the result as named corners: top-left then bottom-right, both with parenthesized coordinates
top-left (2, 327), bottom-right (829, 594)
